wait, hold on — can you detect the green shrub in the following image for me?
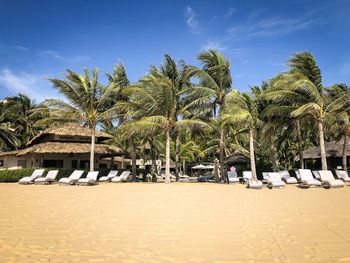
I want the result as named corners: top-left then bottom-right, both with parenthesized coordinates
top-left (0, 168), bottom-right (39, 182)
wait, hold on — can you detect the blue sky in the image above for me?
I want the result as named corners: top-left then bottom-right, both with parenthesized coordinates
top-left (0, 0), bottom-right (349, 102)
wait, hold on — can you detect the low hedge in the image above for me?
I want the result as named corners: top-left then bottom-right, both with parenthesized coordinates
top-left (0, 168), bottom-right (128, 183)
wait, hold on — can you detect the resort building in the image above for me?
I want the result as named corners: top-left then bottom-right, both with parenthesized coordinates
top-left (302, 138), bottom-right (349, 169)
top-left (0, 124), bottom-right (124, 170)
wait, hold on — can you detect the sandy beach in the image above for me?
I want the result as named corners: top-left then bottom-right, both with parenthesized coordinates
top-left (0, 183), bottom-right (350, 262)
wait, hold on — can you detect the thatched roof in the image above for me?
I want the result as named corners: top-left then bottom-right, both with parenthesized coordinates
top-left (302, 138), bottom-right (349, 160)
top-left (225, 150), bottom-right (249, 164)
top-left (0, 150), bottom-right (19, 157)
top-left (16, 142), bottom-right (123, 157)
top-left (28, 123), bottom-right (112, 145)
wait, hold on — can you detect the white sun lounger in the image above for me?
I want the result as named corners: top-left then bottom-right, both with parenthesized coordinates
top-left (319, 170), bottom-right (344, 189)
top-left (78, 171), bottom-right (99, 185)
top-left (242, 171), bottom-right (252, 184)
top-left (59, 170), bottom-right (84, 185)
top-left (18, 169), bottom-right (45, 184)
top-left (99, 170), bottom-right (118, 182)
top-left (298, 169), bottom-right (321, 188)
top-left (267, 172), bottom-right (286, 189)
top-left (279, 170), bottom-right (298, 184)
top-left (262, 172), bottom-right (269, 181)
top-left (335, 170), bottom-right (350, 182)
top-left (34, 170), bottom-right (59, 184)
top-left (228, 171), bottom-right (239, 183)
top-left (111, 171), bottom-right (131, 183)
top-left (243, 171), bottom-right (263, 189)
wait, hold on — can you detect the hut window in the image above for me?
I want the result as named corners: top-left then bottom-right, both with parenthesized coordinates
top-left (43, 160), bottom-right (63, 168)
top-left (72, 160), bottom-right (78, 169)
top-left (0, 160), bottom-right (3, 167)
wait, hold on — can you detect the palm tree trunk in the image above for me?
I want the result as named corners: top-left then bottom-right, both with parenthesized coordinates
top-left (90, 127), bottom-right (96, 171)
top-left (182, 159), bottom-right (186, 175)
top-left (318, 118), bottom-right (327, 170)
top-left (150, 139), bottom-right (157, 182)
top-left (131, 138), bottom-right (137, 182)
top-left (295, 120), bottom-right (304, 169)
top-left (343, 133), bottom-right (348, 171)
top-left (165, 128), bottom-right (171, 184)
top-left (219, 127), bottom-right (227, 183)
top-left (270, 134), bottom-right (278, 171)
top-left (249, 127), bottom-right (257, 180)
top-left (175, 133), bottom-right (180, 181)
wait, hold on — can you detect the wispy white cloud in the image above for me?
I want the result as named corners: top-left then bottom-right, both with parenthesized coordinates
top-left (227, 11), bottom-right (319, 40)
top-left (14, 45), bottom-right (29, 51)
top-left (0, 68), bottom-right (58, 102)
top-left (201, 40), bottom-right (226, 51)
top-left (224, 7), bottom-right (236, 20)
top-left (184, 6), bottom-right (200, 34)
top-left (37, 50), bottom-right (91, 63)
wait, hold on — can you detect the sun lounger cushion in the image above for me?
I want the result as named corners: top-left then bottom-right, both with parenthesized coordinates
top-left (242, 171), bottom-right (252, 183)
top-left (35, 170), bottom-right (58, 184)
top-left (279, 170), bottom-right (297, 184)
top-left (319, 170), bottom-right (344, 188)
top-left (78, 171), bottom-right (99, 185)
top-left (111, 171), bottom-right (131, 182)
top-left (59, 170), bottom-right (84, 185)
top-left (267, 172), bottom-right (285, 188)
top-left (19, 169), bottom-right (45, 184)
top-left (299, 169), bottom-right (321, 186)
top-left (99, 170), bottom-right (118, 182)
top-left (228, 171), bottom-right (239, 183)
top-left (335, 170), bottom-right (350, 182)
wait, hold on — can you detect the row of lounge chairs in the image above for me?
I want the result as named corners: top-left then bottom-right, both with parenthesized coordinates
top-left (18, 169), bottom-right (132, 186)
top-left (238, 169), bottom-right (348, 189)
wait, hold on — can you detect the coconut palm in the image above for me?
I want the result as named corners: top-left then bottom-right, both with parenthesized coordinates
top-left (46, 68), bottom-right (120, 171)
top-left (0, 101), bottom-right (18, 151)
top-left (224, 90), bottom-right (260, 180)
top-left (327, 84), bottom-right (350, 170)
top-left (184, 49), bottom-right (232, 182)
top-left (119, 57), bottom-right (208, 184)
top-left (265, 52), bottom-right (328, 170)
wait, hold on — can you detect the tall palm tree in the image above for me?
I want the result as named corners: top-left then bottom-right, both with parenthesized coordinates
top-left (224, 90), bottom-right (260, 180)
top-left (327, 84), bottom-right (350, 170)
top-left (265, 52), bottom-right (328, 170)
top-left (119, 57), bottom-right (208, 184)
top-left (184, 49), bottom-right (232, 182)
top-left (46, 68), bottom-right (120, 171)
top-left (0, 101), bottom-right (18, 151)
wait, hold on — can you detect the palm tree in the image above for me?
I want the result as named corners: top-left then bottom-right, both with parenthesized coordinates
top-left (46, 68), bottom-right (120, 171)
top-left (184, 49), bottom-right (232, 182)
top-left (0, 101), bottom-right (18, 151)
top-left (265, 52), bottom-right (328, 170)
top-left (327, 84), bottom-right (350, 170)
top-left (119, 56), bottom-right (208, 184)
top-left (224, 90), bottom-right (260, 180)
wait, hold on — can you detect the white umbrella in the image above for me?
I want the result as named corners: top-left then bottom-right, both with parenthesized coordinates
top-left (192, 164), bottom-right (207, 169)
top-left (204, 165), bottom-right (215, 169)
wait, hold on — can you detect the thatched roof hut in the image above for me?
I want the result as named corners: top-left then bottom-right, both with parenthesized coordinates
top-left (225, 150), bottom-right (249, 164)
top-left (16, 142), bottom-right (123, 157)
top-left (301, 138), bottom-right (349, 160)
top-left (28, 123), bottom-right (112, 146)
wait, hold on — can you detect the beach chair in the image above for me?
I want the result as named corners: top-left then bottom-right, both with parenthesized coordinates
top-left (279, 170), bottom-right (298, 184)
top-left (59, 170), bottom-right (84, 185)
top-left (295, 170), bottom-right (301, 180)
top-left (18, 169), bottom-right (45, 184)
top-left (111, 171), bottom-right (131, 183)
top-left (267, 172), bottom-right (285, 189)
top-left (335, 170), bottom-right (350, 182)
top-left (34, 170), bottom-right (59, 184)
top-left (77, 171), bottom-right (99, 186)
top-left (319, 170), bottom-right (344, 189)
top-left (227, 171), bottom-right (239, 183)
top-left (298, 169), bottom-right (321, 188)
top-left (99, 170), bottom-right (118, 182)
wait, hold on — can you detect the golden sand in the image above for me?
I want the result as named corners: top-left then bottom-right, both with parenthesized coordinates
top-left (0, 183), bottom-right (350, 262)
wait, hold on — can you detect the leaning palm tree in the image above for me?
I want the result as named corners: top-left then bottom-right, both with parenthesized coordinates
top-left (46, 68), bottom-right (120, 171)
top-left (184, 49), bottom-right (232, 182)
top-left (119, 61), bottom-right (209, 184)
top-left (265, 52), bottom-right (328, 170)
top-left (223, 90), bottom-right (260, 180)
top-left (0, 101), bottom-right (18, 151)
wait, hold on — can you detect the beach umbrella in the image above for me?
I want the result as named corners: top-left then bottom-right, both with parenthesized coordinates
top-left (192, 164), bottom-right (207, 169)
